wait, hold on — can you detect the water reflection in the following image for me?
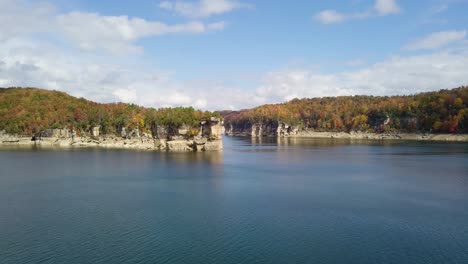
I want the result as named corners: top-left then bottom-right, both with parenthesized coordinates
top-left (245, 135), bottom-right (468, 149)
top-left (1, 136), bottom-right (468, 264)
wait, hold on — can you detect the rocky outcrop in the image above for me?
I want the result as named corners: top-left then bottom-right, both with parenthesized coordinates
top-left (91, 126), bottom-right (100, 137)
top-left (225, 121), bottom-right (299, 137)
top-left (201, 117), bottom-right (224, 138)
top-left (0, 118), bottom-right (224, 151)
top-left (224, 120), bottom-right (468, 142)
top-left (287, 131), bottom-right (468, 141)
top-left (38, 128), bottom-right (69, 138)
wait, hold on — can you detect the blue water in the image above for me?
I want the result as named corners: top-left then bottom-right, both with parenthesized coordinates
top-left (1, 137), bottom-right (467, 264)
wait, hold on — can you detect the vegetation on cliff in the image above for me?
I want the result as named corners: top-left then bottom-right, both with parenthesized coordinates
top-left (223, 87), bottom-right (468, 134)
top-left (0, 87), bottom-right (220, 135)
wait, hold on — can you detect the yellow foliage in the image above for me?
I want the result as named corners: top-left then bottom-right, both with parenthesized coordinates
top-left (433, 121), bottom-right (443, 131)
top-left (454, 97), bottom-right (463, 107)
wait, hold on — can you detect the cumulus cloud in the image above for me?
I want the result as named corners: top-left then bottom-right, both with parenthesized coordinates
top-left (314, 0), bottom-right (401, 24)
top-left (0, 0), bottom-right (224, 55)
top-left (159, 0), bottom-right (252, 18)
top-left (0, 0), bottom-right (56, 40)
top-left (404, 30), bottom-right (467, 51)
top-left (113, 89), bottom-right (138, 103)
top-left (57, 12), bottom-right (224, 54)
top-left (2, 33), bottom-right (467, 110)
top-left (1, 0), bottom-right (467, 111)
top-left (252, 50), bottom-right (468, 105)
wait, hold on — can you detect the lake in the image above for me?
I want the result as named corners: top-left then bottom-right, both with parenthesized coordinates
top-left (1, 137), bottom-right (467, 264)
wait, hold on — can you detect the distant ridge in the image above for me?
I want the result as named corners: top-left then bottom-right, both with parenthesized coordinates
top-left (222, 86), bottom-right (468, 134)
top-left (0, 87), bottom-right (219, 135)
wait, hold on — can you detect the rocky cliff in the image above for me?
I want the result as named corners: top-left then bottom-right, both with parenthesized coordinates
top-left (225, 120), bottom-right (299, 137)
top-left (1, 118), bottom-right (224, 152)
top-left (224, 120), bottom-right (468, 142)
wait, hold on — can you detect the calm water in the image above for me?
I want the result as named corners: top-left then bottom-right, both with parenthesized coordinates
top-left (1, 137), bottom-right (467, 264)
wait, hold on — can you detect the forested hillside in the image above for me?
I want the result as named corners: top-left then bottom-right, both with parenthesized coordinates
top-left (0, 88), bottom-right (219, 135)
top-left (224, 87), bottom-right (468, 134)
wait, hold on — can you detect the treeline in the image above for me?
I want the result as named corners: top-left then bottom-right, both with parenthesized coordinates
top-left (0, 88), bottom-right (219, 135)
top-left (224, 86), bottom-right (468, 134)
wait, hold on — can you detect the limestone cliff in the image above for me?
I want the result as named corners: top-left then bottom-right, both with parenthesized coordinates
top-left (223, 120), bottom-right (468, 142)
top-left (1, 118), bottom-right (224, 152)
top-left (225, 120), bottom-right (299, 137)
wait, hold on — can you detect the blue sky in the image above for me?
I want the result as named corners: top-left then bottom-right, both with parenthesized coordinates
top-left (0, 0), bottom-right (467, 109)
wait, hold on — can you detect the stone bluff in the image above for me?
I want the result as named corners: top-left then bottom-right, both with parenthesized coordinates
top-left (1, 118), bottom-right (225, 152)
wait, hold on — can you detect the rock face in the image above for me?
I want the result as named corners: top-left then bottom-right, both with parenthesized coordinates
top-left (224, 121), bottom-right (468, 142)
top-left (0, 118), bottom-right (224, 152)
top-left (201, 117), bottom-right (224, 139)
top-left (91, 126), bottom-right (100, 137)
top-left (39, 128), bottom-right (69, 138)
top-left (128, 128), bottom-right (140, 138)
top-left (225, 121), bottom-right (298, 137)
top-left (166, 140), bottom-right (192, 151)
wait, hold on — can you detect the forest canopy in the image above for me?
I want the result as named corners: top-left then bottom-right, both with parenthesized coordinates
top-left (223, 86), bottom-right (468, 134)
top-left (0, 87), bottom-right (220, 135)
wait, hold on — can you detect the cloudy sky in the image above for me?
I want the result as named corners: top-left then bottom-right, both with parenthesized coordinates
top-left (0, 0), bottom-right (467, 110)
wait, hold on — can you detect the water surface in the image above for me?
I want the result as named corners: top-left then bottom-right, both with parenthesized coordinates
top-left (1, 137), bottom-right (467, 264)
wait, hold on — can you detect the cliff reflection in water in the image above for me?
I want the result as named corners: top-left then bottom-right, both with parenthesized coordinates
top-left (248, 136), bottom-right (397, 148)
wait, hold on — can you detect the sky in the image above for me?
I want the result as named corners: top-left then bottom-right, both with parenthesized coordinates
top-left (0, 0), bottom-right (467, 110)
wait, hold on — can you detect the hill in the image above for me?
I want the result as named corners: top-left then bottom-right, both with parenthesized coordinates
top-left (0, 87), bottom-right (219, 136)
top-left (223, 87), bottom-right (468, 134)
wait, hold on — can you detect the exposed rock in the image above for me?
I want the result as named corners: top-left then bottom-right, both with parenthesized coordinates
top-left (178, 125), bottom-right (189, 136)
top-left (120, 127), bottom-right (127, 138)
top-left (142, 132), bottom-right (152, 138)
top-left (202, 117), bottom-right (225, 139)
top-left (91, 126), bottom-right (100, 137)
top-left (128, 128), bottom-right (140, 138)
top-left (194, 138), bottom-right (208, 145)
top-left (226, 121), bottom-right (298, 137)
top-left (39, 128), bottom-right (69, 138)
top-left (154, 139), bottom-right (167, 150)
top-left (0, 118), bottom-right (225, 151)
top-left (167, 140), bottom-right (193, 152)
top-left (203, 140), bottom-right (223, 151)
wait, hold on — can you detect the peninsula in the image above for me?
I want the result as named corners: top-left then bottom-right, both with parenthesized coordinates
top-left (222, 86), bottom-right (468, 142)
top-left (0, 88), bottom-right (224, 151)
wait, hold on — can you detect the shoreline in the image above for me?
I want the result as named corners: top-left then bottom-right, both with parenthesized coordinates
top-left (226, 131), bottom-right (468, 142)
top-left (0, 135), bottom-right (223, 152)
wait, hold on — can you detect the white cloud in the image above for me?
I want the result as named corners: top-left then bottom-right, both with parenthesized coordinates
top-left (0, 0), bottom-right (56, 40)
top-left (159, 0), bottom-right (252, 18)
top-left (113, 89), bottom-right (137, 102)
top-left (252, 50), bottom-right (468, 105)
top-left (1, 0), bottom-right (467, 111)
top-left (314, 10), bottom-right (345, 24)
top-left (314, 0), bottom-right (401, 24)
top-left (0, 0), bottom-right (224, 55)
top-left (1, 36), bottom-right (468, 110)
top-left (404, 30), bottom-right (467, 51)
top-left (374, 0), bottom-right (401, 15)
top-left (57, 12), bottom-right (224, 54)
